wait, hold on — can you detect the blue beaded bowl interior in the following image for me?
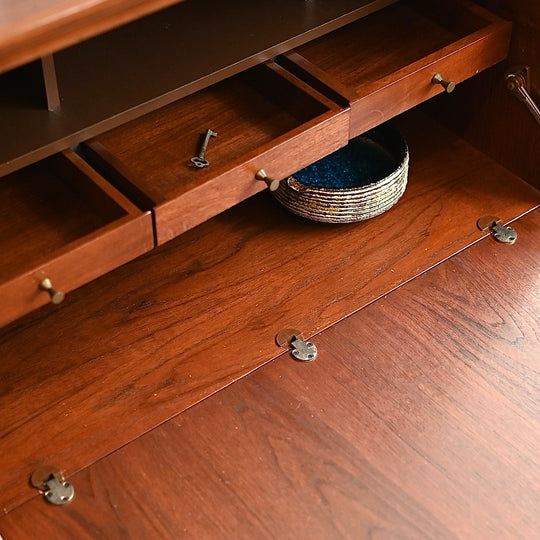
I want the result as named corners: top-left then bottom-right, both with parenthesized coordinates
top-left (273, 122), bottom-right (409, 223)
top-left (293, 136), bottom-right (397, 190)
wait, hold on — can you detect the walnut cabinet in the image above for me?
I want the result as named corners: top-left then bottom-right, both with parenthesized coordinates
top-left (0, 0), bottom-right (538, 514)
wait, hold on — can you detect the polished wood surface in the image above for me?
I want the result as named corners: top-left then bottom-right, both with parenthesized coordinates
top-left (85, 62), bottom-right (349, 244)
top-left (1, 209), bottom-right (537, 539)
top-left (0, 111), bottom-right (537, 513)
top-left (0, 0), bottom-right (396, 177)
top-left (0, 150), bottom-right (154, 327)
top-left (286, 0), bottom-right (511, 137)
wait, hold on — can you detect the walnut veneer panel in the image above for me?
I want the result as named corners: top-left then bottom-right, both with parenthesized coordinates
top-left (1, 210), bottom-right (537, 539)
top-left (0, 112), bottom-right (537, 512)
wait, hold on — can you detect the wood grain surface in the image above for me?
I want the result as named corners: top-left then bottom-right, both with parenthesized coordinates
top-left (287, 0), bottom-right (511, 139)
top-left (0, 151), bottom-right (154, 327)
top-left (0, 111), bottom-right (537, 513)
top-left (1, 209), bottom-right (537, 539)
top-left (85, 62), bottom-right (350, 244)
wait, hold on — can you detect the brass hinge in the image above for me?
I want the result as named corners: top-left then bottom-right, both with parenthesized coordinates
top-left (276, 328), bottom-right (317, 361)
top-left (31, 466), bottom-right (74, 505)
top-left (477, 216), bottom-right (517, 244)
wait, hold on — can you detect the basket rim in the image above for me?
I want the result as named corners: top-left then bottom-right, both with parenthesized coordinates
top-left (283, 134), bottom-right (409, 195)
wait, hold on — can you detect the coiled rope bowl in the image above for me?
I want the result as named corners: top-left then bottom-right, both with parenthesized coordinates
top-left (273, 122), bottom-right (409, 223)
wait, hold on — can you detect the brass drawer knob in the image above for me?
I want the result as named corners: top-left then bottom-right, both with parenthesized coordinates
top-left (432, 73), bottom-right (456, 93)
top-left (256, 169), bottom-right (281, 192)
top-left (39, 278), bottom-right (65, 304)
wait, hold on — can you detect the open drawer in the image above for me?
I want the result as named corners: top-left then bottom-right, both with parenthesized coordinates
top-left (0, 150), bottom-right (154, 327)
top-left (278, 0), bottom-right (511, 138)
top-left (83, 61), bottom-right (349, 245)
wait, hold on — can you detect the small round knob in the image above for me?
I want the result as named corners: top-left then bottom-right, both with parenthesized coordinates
top-left (255, 169), bottom-right (281, 192)
top-left (431, 73), bottom-right (456, 93)
top-left (39, 278), bottom-right (65, 304)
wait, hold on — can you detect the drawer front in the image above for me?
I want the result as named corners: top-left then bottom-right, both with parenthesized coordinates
top-left (155, 110), bottom-right (349, 245)
top-left (349, 22), bottom-right (512, 137)
top-left (0, 151), bottom-right (154, 328)
top-left (84, 61), bottom-right (350, 245)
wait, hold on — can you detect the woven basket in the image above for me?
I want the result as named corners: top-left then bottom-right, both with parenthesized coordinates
top-left (273, 123), bottom-right (409, 223)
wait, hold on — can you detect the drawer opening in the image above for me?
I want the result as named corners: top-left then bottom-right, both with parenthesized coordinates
top-left (0, 153), bottom-right (129, 284)
top-left (83, 61), bottom-right (349, 243)
top-left (287, 0), bottom-right (505, 95)
top-left (85, 62), bottom-right (341, 209)
top-left (280, 0), bottom-right (511, 136)
top-left (0, 150), bottom-right (154, 328)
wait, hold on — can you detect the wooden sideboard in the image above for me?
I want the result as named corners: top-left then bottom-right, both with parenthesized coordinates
top-left (0, 0), bottom-right (538, 519)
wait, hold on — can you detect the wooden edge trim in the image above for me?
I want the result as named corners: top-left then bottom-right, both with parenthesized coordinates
top-left (354, 18), bottom-right (512, 99)
top-left (78, 142), bottom-right (157, 211)
top-left (40, 54), bottom-right (60, 111)
top-left (262, 60), bottom-right (346, 112)
top-left (0, 0), bottom-right (187, 75)
top-left (278, 51), bottom-right (354, 106)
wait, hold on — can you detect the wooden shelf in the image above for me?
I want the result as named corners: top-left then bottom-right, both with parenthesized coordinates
top-left (0, 0), bottom-right (188, 75)
top-left (0, 109), bottom-right (537, 512)
top-left (0, 0), bottom-right (396, 177)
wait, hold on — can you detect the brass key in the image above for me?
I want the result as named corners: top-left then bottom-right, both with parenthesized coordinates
top-left (191, 129), bottom-right (217, 168)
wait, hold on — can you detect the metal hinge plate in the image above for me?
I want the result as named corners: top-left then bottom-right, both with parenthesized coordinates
top-left (477, 216), bottom-right (517, 244)
top-left (276, 328), bottom-right (317, 361)
top-left (31, 467), bottom-right (74, 505)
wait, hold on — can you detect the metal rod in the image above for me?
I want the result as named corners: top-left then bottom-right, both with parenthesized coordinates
top-left (516, 84), bottom-right (540, 125)
top-left (506, 72), bottom-right (540, 126)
